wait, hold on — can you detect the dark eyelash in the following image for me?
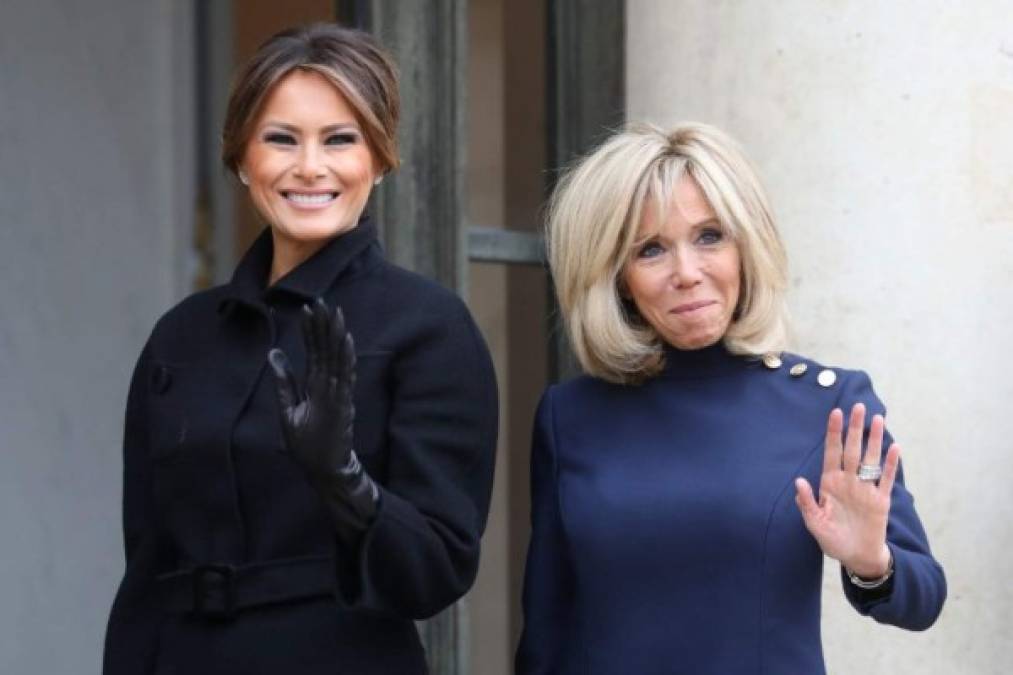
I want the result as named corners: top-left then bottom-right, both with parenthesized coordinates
top-left (698, 228), bottom-right (724, 244)
top-left (636, 240), bottom-right (664, 258)
top-left (264, 133), bottom-right (296, 145)
top-left (326, 133), bottom-right (358, 145)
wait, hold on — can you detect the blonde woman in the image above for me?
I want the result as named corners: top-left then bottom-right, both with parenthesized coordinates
top-left (516, 123), bottom-right (945, 674)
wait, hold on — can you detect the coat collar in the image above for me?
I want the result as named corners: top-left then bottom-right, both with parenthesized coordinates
top-left (659, 341), bottom-right (751, 379)
top-left (218, 216), bottom-right (378, 313)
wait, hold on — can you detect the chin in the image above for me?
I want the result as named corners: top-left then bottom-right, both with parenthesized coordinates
top-left (675, 338), bottom-right (721, 351)
top-left (666, 328), bottom-right (725, 351)
top-left (280, 219), bottom-right (357, 242)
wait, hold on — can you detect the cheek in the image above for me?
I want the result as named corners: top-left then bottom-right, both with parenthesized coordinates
top-left (644, 266), bottom-right (671, 294)
top-left (623, 267), bottom-right (664, 313)
top-left (249, 186), bottom-right (275, 212)
top-left (721, 265), bottom-right (740, 298)
top-left (718, 250), bottom-right (742, 302)
top-left (336, 151), bottom-right (375, 188)
top-left (243, 150), bottom-right (287, 190)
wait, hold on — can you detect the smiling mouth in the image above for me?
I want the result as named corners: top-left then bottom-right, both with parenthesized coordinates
top-left (672, 300), bottom-right (716, 314)
top-left (282, 191), bottom-right (339, 206)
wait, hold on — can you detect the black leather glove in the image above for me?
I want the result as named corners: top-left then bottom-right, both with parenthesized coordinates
top-left (268, 299), bottom-right (379, 539)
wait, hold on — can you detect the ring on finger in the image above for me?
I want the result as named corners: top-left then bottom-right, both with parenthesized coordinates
top-left (857, 463), bottom-right (882, 483)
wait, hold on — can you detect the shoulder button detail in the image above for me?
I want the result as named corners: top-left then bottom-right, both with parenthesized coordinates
top-left (762, 353), bottom-right (783, 370)
top-left (151, 365), bottom-right (172, 394)
top-left (817, 369), bottom-right (837, 387)
top-left (790, 362), bottom-right (808, 377)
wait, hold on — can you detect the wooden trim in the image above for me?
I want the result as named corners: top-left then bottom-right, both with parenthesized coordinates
top-left (467, 227), bottom-right (545, 265)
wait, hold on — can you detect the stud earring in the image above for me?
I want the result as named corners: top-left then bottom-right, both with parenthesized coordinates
top-left (238, 170), bottom-right (249, 186)
top-left (373, 175), bottom-right (383, 186)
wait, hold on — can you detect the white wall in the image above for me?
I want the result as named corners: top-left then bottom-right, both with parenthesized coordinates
top-left (628, 1), bottom-right (1012, 672)
top-left (0, 1), bottom-right (194, 672)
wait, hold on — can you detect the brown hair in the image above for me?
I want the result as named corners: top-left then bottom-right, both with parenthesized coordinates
top-left (221, 23), bottom-right (400, 176)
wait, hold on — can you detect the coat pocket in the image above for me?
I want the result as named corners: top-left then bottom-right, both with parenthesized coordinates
top-left (146, 362), bottom-right (232, 462)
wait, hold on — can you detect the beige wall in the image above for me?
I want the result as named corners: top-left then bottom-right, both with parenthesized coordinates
top-left (467, 1), bottom-right (548, 671)
top-left (628, 1), bottom-right (1012, 672)
top-left (467, 0), bottom-right (511, 671)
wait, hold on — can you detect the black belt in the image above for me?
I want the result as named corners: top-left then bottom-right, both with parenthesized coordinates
top-left (156, 554), bottom-right (336, 619)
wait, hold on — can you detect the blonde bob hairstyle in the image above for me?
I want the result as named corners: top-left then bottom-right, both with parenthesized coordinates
top-left (547, 122), bottom-right (790, 384)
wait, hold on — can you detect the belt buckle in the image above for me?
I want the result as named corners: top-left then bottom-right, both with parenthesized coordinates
top-left (191, 564), bottom-right (237, 620)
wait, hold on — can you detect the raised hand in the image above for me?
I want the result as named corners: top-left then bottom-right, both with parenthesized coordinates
top-left (794, 403), bottom-right (901, 579)
top-left (268, 298), bottom-right (378, 534)
top-left (268, 298), bottom-right (356, 476)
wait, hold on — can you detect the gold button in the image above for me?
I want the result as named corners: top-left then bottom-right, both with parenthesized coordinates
top-left (762, 353), bottom-right (782, 370)
top-left (790, 363), bottom-right (808, 377)
top-left (817, 369), bottom-right (837, 387)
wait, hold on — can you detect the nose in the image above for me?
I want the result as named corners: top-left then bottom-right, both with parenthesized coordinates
top-left (294, 141), bottom-right (325, 180)
top-left (669, 246), bottom-right (703, 289)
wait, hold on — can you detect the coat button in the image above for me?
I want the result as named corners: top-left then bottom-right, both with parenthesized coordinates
top-left (151, 365), bottom-right (172, 394)
top-left (762, 353), bottom-right (782, 370)
top-left (790, 363), bottom-right (808, 377)
top-left (817, 369), bottom-right (837, 387)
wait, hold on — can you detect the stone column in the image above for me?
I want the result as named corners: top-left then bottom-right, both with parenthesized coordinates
top-left (546, 0), bottom-right (625, 380)
top-left (353, 0), bottom-right (469, 295)
top-left (346, 2), bottom-right (470, 672)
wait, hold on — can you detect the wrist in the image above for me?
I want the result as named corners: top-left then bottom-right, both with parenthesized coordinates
top-left (846, 545), bottom-right (893, 585)
top-left (846, 544), bottom-right (891, 579)
top-left (335, 448), bottom-right (364, 479)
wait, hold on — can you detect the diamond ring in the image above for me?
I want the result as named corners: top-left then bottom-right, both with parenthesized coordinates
top-left (857, 463), bottom-right (883, 482)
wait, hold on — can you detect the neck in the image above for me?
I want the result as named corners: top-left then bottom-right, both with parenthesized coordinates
top-left (268, 232), bottom-right (328, 286)
top-left (660, 339), bottom-right (744, 379)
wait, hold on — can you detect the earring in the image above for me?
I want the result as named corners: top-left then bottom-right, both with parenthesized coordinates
top-left (373, 175), bottom-right (383, 186)
top-left (238, 170), bottom-right (249, 186)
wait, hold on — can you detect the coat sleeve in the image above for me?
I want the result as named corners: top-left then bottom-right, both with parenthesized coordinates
top-left (836, 370), bottom-right (947, 630)
top-left (103, 342), bottom-right (166, 674)
top-left (515, 388), bottom-right (579, 674)
top-left (337, 302), bottom-right (498, 619)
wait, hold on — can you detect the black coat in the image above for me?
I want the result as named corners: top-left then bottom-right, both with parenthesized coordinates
top-left (103, 219), bottom-right (498, 675)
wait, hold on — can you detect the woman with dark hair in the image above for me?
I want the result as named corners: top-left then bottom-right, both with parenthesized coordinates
top-left (103, 23), bottom-right (497, 674)
top-left (516, 122), bottom-right (945, 674)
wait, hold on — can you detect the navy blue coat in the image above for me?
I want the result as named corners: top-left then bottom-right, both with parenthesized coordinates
top-left (516, 344), bottom-right (945, 675)
top-left (103, 219), bottom-right (498, 675)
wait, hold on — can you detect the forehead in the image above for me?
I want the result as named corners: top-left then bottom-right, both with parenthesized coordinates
top-left (255, 69), bottom-right (357, 124)
top-left (638, 174), bottom-right (717, 234)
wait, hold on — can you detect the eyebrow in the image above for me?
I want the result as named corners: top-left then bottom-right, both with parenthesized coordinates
top-left (260, 122), bottom-right (361, 134)
top-left (692, 218), bottom-right (722, 228)
top-left (630, 217), bottom-right (723, 246)
top-left (630, 231), bottom-right (660, 247)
